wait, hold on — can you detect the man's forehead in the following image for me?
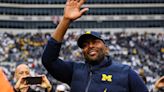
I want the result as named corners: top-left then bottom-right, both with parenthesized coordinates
top-left (16, 64), bottom-right (29, 72)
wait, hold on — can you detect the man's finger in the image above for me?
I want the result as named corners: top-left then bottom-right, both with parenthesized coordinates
top-left (80, 8), bottom-right (89, 15)
top-left (66, 0), bottom-right (71, 4)
top-left (79, 0), bottom-right (86, 6)
top-left (20, 85), bottom-right (29, 89)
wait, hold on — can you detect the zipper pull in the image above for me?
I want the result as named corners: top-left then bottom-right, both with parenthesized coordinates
top-left (104, 88), bottom-right (107, 92)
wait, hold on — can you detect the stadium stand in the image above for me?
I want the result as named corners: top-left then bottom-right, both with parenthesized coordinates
top-left (0, 0), bottom-right (163, 91)
top-left (1, 7), bottom-right (164, 15)
top-left (0, 0), bottom-right (164, 4)
top-left (0, 0), bottom-right (163, 29)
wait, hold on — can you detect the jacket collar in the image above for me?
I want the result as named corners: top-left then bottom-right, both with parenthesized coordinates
top-left (86, 56), bottom-right (112, 71)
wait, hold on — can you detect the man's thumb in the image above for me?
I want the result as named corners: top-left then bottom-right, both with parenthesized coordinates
top-left (80, 8), bottom-right (89, 15)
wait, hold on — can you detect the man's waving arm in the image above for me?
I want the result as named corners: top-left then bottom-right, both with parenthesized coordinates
top-left (52, 0), bottom-right (89, 42)
top-left (42, 0), bottom-right (88, 84)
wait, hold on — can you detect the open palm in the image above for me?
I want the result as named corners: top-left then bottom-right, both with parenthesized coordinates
top-left (64, 0), bottom-right (88, 20)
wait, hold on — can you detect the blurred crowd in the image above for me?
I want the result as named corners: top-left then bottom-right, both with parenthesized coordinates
top-left (0, 31), bottom-right (163, 91)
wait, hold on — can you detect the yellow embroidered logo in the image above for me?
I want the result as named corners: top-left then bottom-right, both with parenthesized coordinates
top-left (102, 74), bottom-right (112, 82)
top-left (85, 31), bottom-right (91, 34)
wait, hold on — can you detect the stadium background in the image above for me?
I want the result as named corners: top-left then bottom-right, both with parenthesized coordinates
top-left (0, 0), bottom-right (163, 91)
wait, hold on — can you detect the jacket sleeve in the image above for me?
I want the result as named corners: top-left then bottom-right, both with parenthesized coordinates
top-left (42, 38), bottom-right (73, 84)
top-left (128, 69), bottom-right (149, 92)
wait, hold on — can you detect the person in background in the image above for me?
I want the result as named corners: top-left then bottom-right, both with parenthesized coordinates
top-left (139, 68), bottom-right (147, 84)
top-left (153, 76), bottom-right (164, 92)
top-left (0, 67), bottom-right (14, 92)
top-left (55, 83), bottom-right (70, 92)
top-left (14, 64), bottom-right (52, 92)
top-left (42, 0), bottom-right (148, 92)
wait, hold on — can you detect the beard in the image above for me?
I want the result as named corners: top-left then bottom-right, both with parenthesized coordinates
top-left (84, 49), bottom-right (106, 65)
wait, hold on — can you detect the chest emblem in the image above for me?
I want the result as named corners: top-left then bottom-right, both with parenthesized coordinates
top-left (101, 74), bottom-right (112, 82)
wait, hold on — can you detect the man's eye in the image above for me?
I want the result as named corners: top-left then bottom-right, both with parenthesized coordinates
top-left (94, 40), bottom-right (100, 43)
top-left (82, 42), bottom-right (89, 48)
top-left (82, 44), bottom-right (87, 48)
top-left (25, 72), bottom-right (29, 75)
top-left (19, 72), bottom-right (23, 74)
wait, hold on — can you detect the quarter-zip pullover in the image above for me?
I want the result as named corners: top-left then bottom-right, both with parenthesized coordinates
top-left (42, 38), bottom-right (148, 92)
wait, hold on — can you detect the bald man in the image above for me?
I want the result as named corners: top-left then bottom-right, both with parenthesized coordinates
top-left (14, 64), bottom-right (52, 92)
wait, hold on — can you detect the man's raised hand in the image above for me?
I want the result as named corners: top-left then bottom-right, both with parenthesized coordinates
top-left (64, 0), bottom-right (89, 21)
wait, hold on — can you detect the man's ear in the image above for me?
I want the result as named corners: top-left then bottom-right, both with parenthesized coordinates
top-left (14, 70), bottom-right (18, 81)
top-left (105, 45), bottom-right (109, 55)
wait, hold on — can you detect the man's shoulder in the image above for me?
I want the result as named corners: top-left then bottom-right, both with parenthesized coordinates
top-left (110, 61), bottom-right (131, 72)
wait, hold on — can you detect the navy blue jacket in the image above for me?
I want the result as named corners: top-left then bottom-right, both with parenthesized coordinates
top-left (42, 38), bottom-right (148, 92)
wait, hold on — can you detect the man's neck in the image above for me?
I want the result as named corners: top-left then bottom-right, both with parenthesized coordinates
top-left (88, 56), bottom-right (107, 66)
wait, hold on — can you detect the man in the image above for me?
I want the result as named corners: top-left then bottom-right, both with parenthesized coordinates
top-left (42, 0), bottom-right (148, 92)
top-left (14, 64), bottom-right (52, 92)
top-left (153, 76), bottom-right (164, 92)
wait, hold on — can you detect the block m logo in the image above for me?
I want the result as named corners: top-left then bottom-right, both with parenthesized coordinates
top-left (101, 74), bottom-right (112, 82)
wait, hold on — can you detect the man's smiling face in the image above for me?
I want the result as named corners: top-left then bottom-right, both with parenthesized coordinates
top-left (81, 38), bottom-right (109, 64)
